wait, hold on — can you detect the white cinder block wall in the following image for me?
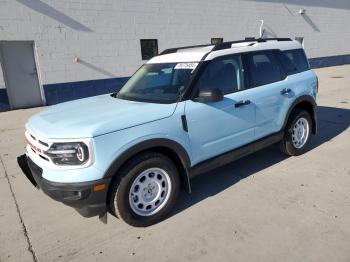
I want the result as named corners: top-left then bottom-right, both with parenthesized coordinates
top-left (0, 0), bottom-right (350, 85)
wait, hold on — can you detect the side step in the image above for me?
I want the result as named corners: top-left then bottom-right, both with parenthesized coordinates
top-left (189, 131), bottom-right (284, 178)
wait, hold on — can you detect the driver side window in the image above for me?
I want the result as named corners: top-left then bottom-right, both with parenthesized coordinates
top-left (196, 55), bottom-right (244, 95)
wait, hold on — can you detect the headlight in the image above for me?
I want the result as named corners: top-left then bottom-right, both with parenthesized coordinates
top-left (45, 142), bottom-right (89, 166)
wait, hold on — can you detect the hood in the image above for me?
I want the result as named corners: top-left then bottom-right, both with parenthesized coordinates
top-left (27, 94), bottom-right (177, 139)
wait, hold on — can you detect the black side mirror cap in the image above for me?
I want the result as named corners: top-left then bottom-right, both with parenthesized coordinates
top-left (195, 88), bottom-right (223, 103)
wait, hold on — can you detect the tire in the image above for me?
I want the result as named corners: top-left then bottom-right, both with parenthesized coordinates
top-left (107, 152), bottom-right (180, 227)
top-left (280, 109), bottom-right (312, 156)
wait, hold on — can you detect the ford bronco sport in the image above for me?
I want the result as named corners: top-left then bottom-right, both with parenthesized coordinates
top-left (18, 38), bottom-right (318, 227)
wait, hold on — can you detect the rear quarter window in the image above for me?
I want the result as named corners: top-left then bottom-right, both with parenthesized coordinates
top-left (282, 49), bottom-right (310, 74)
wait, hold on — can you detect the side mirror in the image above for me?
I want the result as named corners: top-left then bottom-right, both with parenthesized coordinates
top-left (195, 88), bottom-right (223, 103)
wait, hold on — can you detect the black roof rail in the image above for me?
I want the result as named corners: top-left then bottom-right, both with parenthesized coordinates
top-left (160, 44), bottom-right (212, 55)
top-left (159, 44), bottom-right (213, 55)
top-left (212, 37), bottom-right (292, 51)
top-left (259, 37), bottom-right (292, 41)
top-left (159, 37), bottom-right (292, 55)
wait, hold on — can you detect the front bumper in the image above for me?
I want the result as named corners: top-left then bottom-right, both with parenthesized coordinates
top-left (17, 154), bottom-right (111, 218)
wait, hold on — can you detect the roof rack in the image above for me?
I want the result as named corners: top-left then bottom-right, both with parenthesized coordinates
top-left (160, 44), bottom-right (213, 55)
top-left (212, 37), bottom-right (292, 51)
top-left (159, 37), bottom-right (292, 55)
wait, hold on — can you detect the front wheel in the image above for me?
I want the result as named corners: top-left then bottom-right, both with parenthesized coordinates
top-left (280, 109), bottom-right (312, 156)
top-left (108, 152), bottom-right (180, 227)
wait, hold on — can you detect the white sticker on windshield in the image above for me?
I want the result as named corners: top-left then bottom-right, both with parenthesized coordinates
top-left (174, 62), bottom-right (199, 70)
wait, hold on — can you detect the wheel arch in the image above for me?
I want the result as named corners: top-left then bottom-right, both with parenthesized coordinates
top-left (283, 95), bottom-right (317, 134)
top-left (103, 138), bottom-right (192, 192)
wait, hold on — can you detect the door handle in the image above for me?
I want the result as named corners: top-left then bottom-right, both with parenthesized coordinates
top-left (280, 88), bottom-right (291, 95)
top-left (235, 100), bottom-right (251, 108)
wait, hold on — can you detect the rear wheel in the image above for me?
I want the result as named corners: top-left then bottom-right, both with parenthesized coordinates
top-left (280, 109), bottom-right (312, 156)
top-left (108, 152), bottom-right (180, 227)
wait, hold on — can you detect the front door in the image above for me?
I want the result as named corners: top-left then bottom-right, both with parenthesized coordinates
top-left (0, 41), bottom-right (44, 109)
top-left (185, 54), bottom-right (255, 165)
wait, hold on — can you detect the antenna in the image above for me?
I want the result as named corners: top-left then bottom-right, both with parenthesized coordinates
top-left (259, 20), bottom-right (265, 38)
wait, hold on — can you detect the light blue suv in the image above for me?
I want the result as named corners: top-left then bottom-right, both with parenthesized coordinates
top-left (17, 38), bottom-right (318, 227)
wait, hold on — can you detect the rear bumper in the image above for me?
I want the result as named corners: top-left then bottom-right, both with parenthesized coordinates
top-left (17, 154), bottom-right (111, 218)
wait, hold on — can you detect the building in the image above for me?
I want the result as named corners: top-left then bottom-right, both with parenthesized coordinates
top-left (1, 0), bottom-right (350, 111)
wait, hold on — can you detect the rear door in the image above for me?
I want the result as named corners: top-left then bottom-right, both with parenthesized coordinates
top-left (242, 50), bottom-right (292, 139)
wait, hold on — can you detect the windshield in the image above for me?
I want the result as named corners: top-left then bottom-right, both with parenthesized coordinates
top-left (117, 62), bottom-right (198, 103)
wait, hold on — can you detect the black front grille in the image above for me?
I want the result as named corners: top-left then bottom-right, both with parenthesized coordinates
top-left (38, 140), bottom-right (49, 147)
top-left (39, 154), bottom-right (49, 161)
top-left (27, 157), bottom-right (43, 177)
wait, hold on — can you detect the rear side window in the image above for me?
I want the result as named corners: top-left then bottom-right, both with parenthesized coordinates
top-left (243, 51), bottom-right (286, 87)
top-left (282, 49), bottom-right (309, 73)
top-left (275, 51), bottom-right (299, 75)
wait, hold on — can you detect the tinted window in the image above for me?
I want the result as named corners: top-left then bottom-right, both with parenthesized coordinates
top-left (282, 49), bottom-right (309, 73)
top-left (195, 55), bottom-right (243, 95)
top-left (276, 51), bottom-right (299, 75)
top-left (211, 38), bottom-right (223, 44)
top-left (140, 39), bottom-right (158, 60)
top-left (117, 63), bottom-right (194, 103)
top-left (244, 51), bottom-right (285, 87)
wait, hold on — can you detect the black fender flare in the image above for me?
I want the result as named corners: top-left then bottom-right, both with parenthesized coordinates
top-left (103, 138), bottom-right (192, 192)
top-left (282, 95), bottom-right (317, 134)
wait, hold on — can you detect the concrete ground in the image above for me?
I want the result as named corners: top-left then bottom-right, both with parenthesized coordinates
top-left (0, 65), bottom-right (349, 262)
